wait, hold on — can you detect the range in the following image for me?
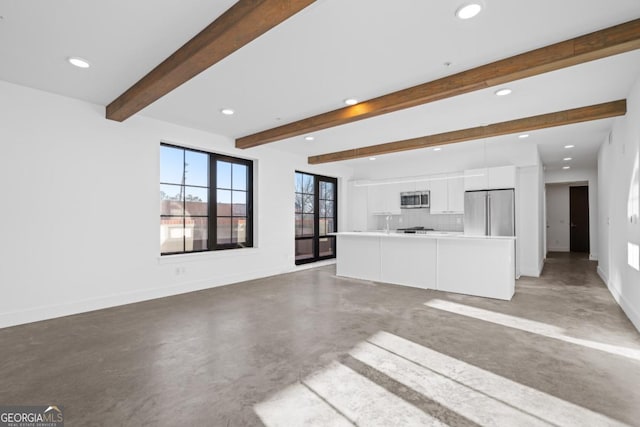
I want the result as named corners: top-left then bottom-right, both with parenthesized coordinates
top-left (396, 226), bottom-right (435, 234)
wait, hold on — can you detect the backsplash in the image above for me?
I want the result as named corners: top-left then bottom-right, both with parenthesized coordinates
top-left (375, 209), bottom-right (464, 232)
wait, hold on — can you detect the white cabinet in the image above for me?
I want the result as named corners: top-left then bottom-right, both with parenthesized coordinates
top-left (380, 236), bottom-right (437, 289)
top-left (368, 182), bottom-right (401, 215)
top-left (464, 168), bottom-right (488, 191)
top-left (347, 181), bottom-right (369, 231)
top-left (430, 173), bottom-right (464, 214)
top-left (489, 165), bottom-right (516, 189)
top-left (464, 166), bottom-right (516, 190)
top-left (448, 175), bottom-right (465, 212)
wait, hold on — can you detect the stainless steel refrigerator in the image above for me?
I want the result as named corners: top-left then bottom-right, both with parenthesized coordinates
top-left (464, 189), bottom-right (515, 236)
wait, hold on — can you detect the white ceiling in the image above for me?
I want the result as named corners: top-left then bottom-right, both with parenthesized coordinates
top-left (1, 0), bottom-right (639, 173)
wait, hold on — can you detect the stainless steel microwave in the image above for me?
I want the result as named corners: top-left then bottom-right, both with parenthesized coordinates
top-left (400, 191), bottom-right (430, 208)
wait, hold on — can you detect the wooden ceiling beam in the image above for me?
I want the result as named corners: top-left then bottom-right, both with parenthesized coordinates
top-left (307, 100), bottom-right (627, 164)
top-left (237, 18), bottom-right (640, 149)
top-left (106, 0), bottom-right (316, 122)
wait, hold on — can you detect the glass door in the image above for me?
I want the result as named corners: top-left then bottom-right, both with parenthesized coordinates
top-left (295, 172), bottom-right (337, 265)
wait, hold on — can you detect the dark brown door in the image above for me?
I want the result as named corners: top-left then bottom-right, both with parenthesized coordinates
top-left (570, 186), bottom-right (590, 253)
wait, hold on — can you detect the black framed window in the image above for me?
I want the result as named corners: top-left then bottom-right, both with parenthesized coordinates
top-left (160, 144), bottom-right (253, 255)
top-left (295, 172), bottom-right (337, 264)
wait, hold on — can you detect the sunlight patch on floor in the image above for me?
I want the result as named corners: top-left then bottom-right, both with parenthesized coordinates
top-left (365, 331), bottom-right (628, 427)
top-left (254, 381), bottom-right (352, 427)
top-left (255, 361), bottom-right (446, 427)
top-left (255, 329), bottom-right (630, 426)
top-left (425, 298), bottom-right (640, 361)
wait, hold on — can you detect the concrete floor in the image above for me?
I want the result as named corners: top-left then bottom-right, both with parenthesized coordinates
top-left (1, 253), bottom-right (640, 426)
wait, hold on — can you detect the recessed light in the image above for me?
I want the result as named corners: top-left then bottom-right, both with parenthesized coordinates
top-left (495, 88), bottom-right (512, 96)
top-left (304, 136), bottom-right (315, 141)
top-left (456, 3), bottom-right (483, 19)
top-left (563, 166), bottom-right (571, 170)
top-left (563, 157), bottom-right (572, 161)
top-left (518, 134), bottom-right (529, 139)
top-left (433, 147), bottom-right (442, 151)
top-left (564, 144), bottom-right (575, 149)
top-left (369, 157), bottom-right (376, 161)
top-left (344, 98), bottom-right (358, 106)
top-left (220, 108), bottom-right (234, 115)
top-left (67, 57), bottom-right (90, 69)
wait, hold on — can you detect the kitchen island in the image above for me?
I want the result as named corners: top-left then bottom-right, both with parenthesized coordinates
top-left (335, 232), bottom-right (516, 300)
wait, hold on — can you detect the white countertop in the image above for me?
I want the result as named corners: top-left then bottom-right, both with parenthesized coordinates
top-left (333, 231), bottom-right (516, 240)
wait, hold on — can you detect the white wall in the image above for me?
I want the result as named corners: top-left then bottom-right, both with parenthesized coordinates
top-left (545, 168), bottom-right (598, 260)
top-left (0, 80), bottom-right (353, 328)
top-left (517, 164), bottom-right (545, 277)
top-left (598, 72), bottom-right (640, 332)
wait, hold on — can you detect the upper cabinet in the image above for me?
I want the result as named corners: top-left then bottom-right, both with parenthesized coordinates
top-left (368, 182), bottom-right (402, 215)
top-left (464, 166), bottom-right (516, 191)
top-left (430, 173), bottom-right (464, 214)
top-left (347, 181), bottom-right (369, 231)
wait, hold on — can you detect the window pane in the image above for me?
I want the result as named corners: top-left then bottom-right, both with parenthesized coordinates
top-left (319, 200), bottom-right (326, 217)
top-left (319, 237), bottom-right (335, 257)
top-left (217, 190), bottom-right (232, 216)
top-left (302, 214), bottom-right (314, 237)
top-left (303, 194), bottom-right (314, 214)
top-left (232, 191), bottom-right (247, 216)
top-left (295, 194), bottom-right (303, 214)
top-left (184, 186), bottom-right (208, 216)
top-left (323, 182), bottom-right (335, 200)
top-left (160, 184), bottom-right (183, 216)
top-left (217, 217), bottom-right (232, 244)
top-left (319, 218), bottom-right (327, 236)
top-left (295, 239), bottom-right (314, 261)
top-left (232, 217), bottom-right (247, 244)
top-left (232, 163), bottom-right (247, 190)
top-left (295, 173), bottom-right (303, 193)
top-left (302, 174), bottom-right (314, 194)
top-left (160, 216), bottom-right (184, 253)
top-left (325, 200), bottom-right (334, 217)
top-left (295, 214), bottom-right (303, 237)
top-left (160, 146), bottom-right (183, 184)
top-left (186, 217), bottom-right (208, 251)
top-left (217, 161), bottom-right (232, 189)
top-left (185, 150), bottom-right (208, 187)
top-left (326, 218), bottom-right (335, 233)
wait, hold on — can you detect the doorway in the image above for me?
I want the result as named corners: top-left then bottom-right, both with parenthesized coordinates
top-left (570, 186), bottom-right (590, 253)
top-left (294, 171), bottom-right (338, 265)
top-left (545, 182), bottom-right (591, 255)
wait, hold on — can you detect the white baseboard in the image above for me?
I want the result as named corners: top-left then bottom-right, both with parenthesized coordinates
top-left (606, 281), bottom-right (640, 333)
top-left (597, 266), bottom-right (609, 285)
top-left (538, 258), bottom-right (545, 276)
top-left (589, 254), bottom-right (598, 261)
top-left (520, 269), bottom-right (541, 278)
top-left (0, 266), bottom-right (289, 329)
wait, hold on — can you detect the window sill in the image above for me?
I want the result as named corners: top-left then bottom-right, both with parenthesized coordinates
top-left (157, 247), bottom-right (261, 265)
